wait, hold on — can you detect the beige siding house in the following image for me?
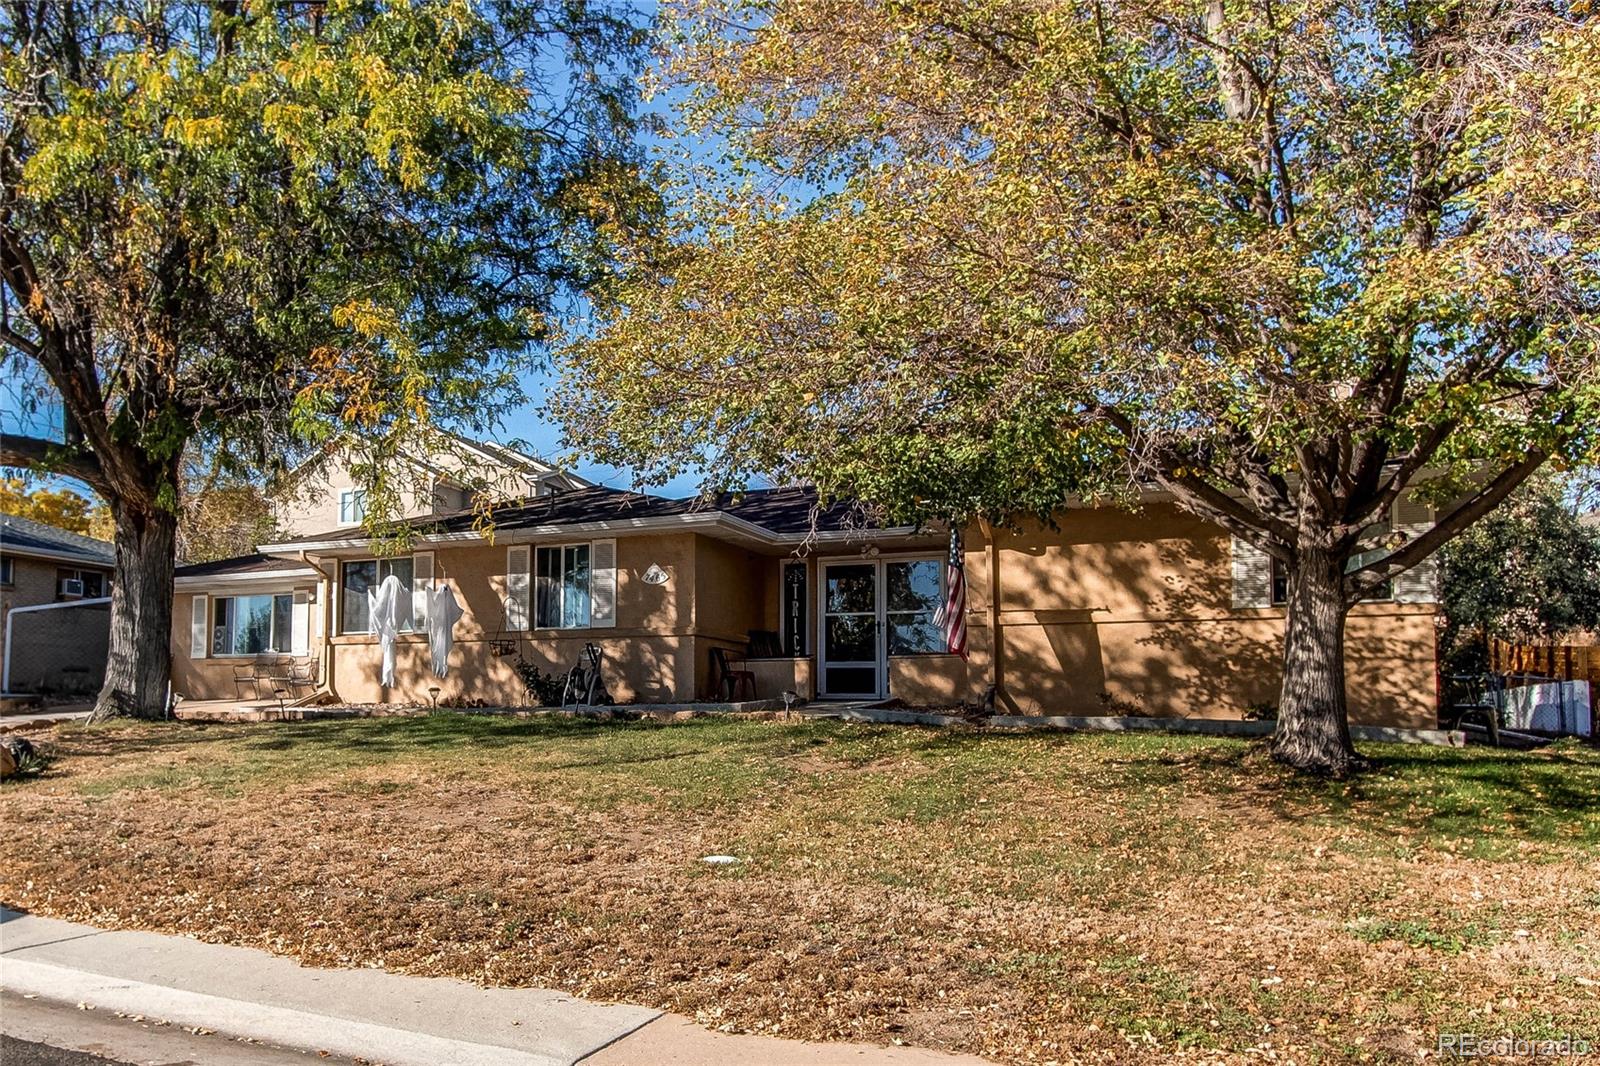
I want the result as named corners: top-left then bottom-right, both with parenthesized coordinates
top-left (171, 441), bottom-right (1442, 728)
top-left (274, 433), bottom-right (590, 536)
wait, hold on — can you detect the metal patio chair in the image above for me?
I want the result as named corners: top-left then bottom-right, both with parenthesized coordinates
top-left (562, 643), bottom-right (613, 708)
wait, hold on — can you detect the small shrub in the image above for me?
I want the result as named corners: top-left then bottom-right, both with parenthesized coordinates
top-left (515, 659), bottom-right (566, 706)
top-left (1096, 690), bottom-right (1143, 715)
top-left (1, 736), bottom-right (51, 781)
top-left (1244, 701), bottom-right (1279, 721)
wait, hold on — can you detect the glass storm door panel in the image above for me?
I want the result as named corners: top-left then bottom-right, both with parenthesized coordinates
top-left (821, 562), bottom-right (881, 697)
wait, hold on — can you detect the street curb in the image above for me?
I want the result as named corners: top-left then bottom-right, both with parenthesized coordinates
top-left (0, 956), bottom-right (575, 1066)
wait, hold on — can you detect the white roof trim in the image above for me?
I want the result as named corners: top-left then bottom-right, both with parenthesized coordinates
top-left (175, 566), bottom-right (318, 589)
top-left (0, 544), bottom-right (115, 567)
top-left (256, 512), bottom-right (925, 555)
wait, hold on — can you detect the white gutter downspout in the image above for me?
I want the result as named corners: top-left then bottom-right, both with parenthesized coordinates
top-left (298, 551), bottom-right (342, 705)
top-left (2, 597), bottom-right (112, 695)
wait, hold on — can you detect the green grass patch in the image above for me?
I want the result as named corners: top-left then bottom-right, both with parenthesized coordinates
top-left (1346, 915), bottom-right (1503, 954)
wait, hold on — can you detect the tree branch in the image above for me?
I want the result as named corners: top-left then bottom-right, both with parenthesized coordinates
top-left (1346, 450), bottom-right (1548, 598)
top-left (0, 431), bottom-right (107, 491)
top-left (0, 321), bottom-right (40, 359)
top-left (1157, 469), bottom-right (1295, 559)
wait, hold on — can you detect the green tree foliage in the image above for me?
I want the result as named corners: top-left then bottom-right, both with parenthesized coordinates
top-left (1, 0), bottom-right (646, 716)
top-left (0, 475), bottom-right (112, 537)
top-left (1440, 473), bottom-right (1600, 673)
top-left (558, 0), bottom-right (1600, 774)
top-left (174, 456), bottom-right (281, 564)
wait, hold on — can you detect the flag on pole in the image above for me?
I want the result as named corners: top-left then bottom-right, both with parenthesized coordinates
top-left (933, 525), bottom-right (968, 659)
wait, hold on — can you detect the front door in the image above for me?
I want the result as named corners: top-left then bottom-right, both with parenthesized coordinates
top-left (819, 561), bottom-right (881, 697)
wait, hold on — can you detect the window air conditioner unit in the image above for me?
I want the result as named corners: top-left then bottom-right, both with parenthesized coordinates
top-left (60, 577), bottom-right (84, 596)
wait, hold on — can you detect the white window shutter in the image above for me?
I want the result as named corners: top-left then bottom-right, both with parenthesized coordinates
top-left (1231, 536), bottom-right (1272, 609)
top-left (412, 551), bottom-right (434, 629)
top-left (506, 546), bottom-right (530, 630)
top-left (590, 539), bottom-right (617, 628)
top-left (190, 596), bottom-right (209, 659)
top-left (291, 591), bottom-right (310, 655)
top-left (1392, 495), bottom-right (1438, 604)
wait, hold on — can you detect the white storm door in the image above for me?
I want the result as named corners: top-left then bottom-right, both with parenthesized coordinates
top-left (819, 561), bottom-right (882, 698)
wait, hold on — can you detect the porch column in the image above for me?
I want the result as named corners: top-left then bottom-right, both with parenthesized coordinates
top-left (972, 520), bottom-right (1014, 712)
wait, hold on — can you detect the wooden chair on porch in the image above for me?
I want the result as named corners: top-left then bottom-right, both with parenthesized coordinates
top-left (710, 646), bottom-right (756, 701)
top-left (748, 629), bottom-right (784, 658)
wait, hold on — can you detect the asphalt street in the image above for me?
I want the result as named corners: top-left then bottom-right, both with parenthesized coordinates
top-left (1, 1033), bottom-right (134, 1066)
top-left (0, 991), bottom-right (358, 1065)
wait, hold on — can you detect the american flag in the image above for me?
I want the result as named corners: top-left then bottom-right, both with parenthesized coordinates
top-left (932, 526), bottom-right (968, 659)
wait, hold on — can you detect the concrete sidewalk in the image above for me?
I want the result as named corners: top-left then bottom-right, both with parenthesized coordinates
top-left (0, 909), bottom-right (991, 1066)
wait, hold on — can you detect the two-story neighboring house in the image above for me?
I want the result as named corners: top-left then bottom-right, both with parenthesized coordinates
top-left (272, 432), bottom-right (592, 535)
top-left (1, 514), bottom-right (115, 695)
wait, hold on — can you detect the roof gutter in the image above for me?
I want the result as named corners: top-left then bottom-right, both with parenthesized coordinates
top-left (174, 567), bottom-right (317, 589)
top-left (297, 551), bottom-right (342, 706)
top-left (256, 512), bottom-right (928, 556)
top-left (3, 596), bottom-right (111, 695)
top-left (0, 545), bottom-right (116, 568)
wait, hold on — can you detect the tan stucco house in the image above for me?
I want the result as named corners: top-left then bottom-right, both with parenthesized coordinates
top-left (171, 438), bottom-right (1443, 728)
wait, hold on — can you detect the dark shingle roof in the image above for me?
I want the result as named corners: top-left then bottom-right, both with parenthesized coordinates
top-left (715, 486), bottom-right (875, 536)
top-left (0, 514), bottom-right (115, 566)
top-left (174, 552), bottom-right (314, 578)
top-left (266, 485), bottom-right (894, 546)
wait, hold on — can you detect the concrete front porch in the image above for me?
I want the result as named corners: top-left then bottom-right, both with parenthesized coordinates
top-left (170, 697), bottom-right (804, 723)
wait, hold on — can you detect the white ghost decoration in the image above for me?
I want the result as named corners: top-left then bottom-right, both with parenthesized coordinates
top-left (367, 573), bottom-right (407, 688)
top-left (427, 583), bottom-right (464, 678)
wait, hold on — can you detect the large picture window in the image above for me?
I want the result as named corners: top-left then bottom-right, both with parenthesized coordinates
top-left (213, 594), bottom-right (293, 656)
top-left (341, 558), bottom-right (415, 633)
top-left (885, 558), bottom-right (945, 654)
top-left (535, 544), bottom-right (590, 629)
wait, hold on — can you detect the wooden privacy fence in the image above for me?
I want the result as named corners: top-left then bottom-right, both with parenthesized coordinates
top-left (1488, 639), bottom-right (1600, 712)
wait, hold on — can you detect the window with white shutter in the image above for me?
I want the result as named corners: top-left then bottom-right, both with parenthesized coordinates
top-left (590, 539), bottom-right (617, 628)
top-left (190, 595), bottom-right (209, 658)
top-left (506, 546), bottom-right (530, 630)
top-left (291, 591), bottom-right (310, 655)
top-left (1230, 537), bottom-right (1272, 608)
top-left (1391, 495), bottom-right (1438, 604)
top-left (412, 551), bottom-right (435, 628)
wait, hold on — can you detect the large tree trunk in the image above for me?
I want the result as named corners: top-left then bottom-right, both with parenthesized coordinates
top-left (91, 501), bottom-right (178, 720)
top-left (1271, 550), bottom-right (1364, 776)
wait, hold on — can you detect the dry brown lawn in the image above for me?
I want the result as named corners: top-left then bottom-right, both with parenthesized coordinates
top-left (1, 715), bottom-right (1596, 1065)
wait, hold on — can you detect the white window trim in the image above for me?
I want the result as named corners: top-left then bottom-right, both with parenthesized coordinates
top-left (339, 488), bottom-right (367, 526)
top-left (815, 552), bottom-right (951, 697)
top-left (533, 541), bottom-right (594, 631)
top-left (337, 556), bottom-right (419, 636)
top-left (1265, 502), bottom-right (1404, 607)
top-left (56, 567), bottom-right (108, 599)
top-left (210, 591), bottom-right (298, 659)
